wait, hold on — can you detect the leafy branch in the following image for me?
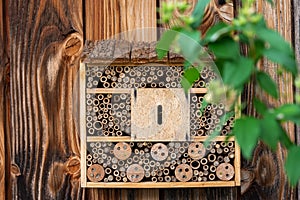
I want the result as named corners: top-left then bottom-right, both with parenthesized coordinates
top-left (157, 0), bottom-right (300, 186)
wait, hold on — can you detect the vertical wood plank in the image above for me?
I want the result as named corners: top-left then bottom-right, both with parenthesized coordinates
top-left (293, 0), bottom-right (300, 198)
top-left (9, 0), bottom-right (84, 199)
top-left (85, 0), bottom-right (157, 41)
top-left (0, 1), bottom-right (8, 199)
top-left (0, 0), bottom-right (10, 199)
top-left (159, 187), bottom-right (238, 200)
top-left (241, 1), bottom-right (296, 199)
top-left (84, 1), bottom-right (158, 199)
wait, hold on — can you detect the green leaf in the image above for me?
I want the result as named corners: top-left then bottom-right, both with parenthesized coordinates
top-left (256, 28), bottom-right (293, 55)
top-left (200, 98), bottom-right (209, 113)
top-left (178, 31), bottom-right (202, 63)
top-left (222, 57), bottom-right (254, 89)
top-left (274, 104), bottom-right (300, 124)
top-left (259, 116), bottom-right (282, 150)
top-left (263, 48), bottom-right (298, 76)
top-left (279, 131), bottom-right (293, 149)
top-left (180, 29), bottom-right (200, 41)
top-left (156, 30), bottom-right (178, 59)
top-left (265, 0), bottom-right (274, 6)
top-left (253, 98), bottom-right (268, 115)
top-left (208, 37), bottom-right (240, 59)
top-left (181, 67), bottom-right (200, 92)
top-left (256, 71), bottom-right (279, 99)
top-left (191, 0), bottom-right (210, 29)
top-left (233, 117), bottom-right (260, 159)
top-left (203, 22), bottom-right (231, 43)
top-left (252, 39), bottom-right (265, 62)
top-left (285, 145), bottom-right (300, 186)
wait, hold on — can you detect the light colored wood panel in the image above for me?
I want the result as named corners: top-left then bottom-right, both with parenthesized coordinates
top-left (85, 0), bottom-right (157, 41)
top-left (86, 88), bottom-right (132, 94)
top-left (86, 136), bottom-right (235, 142)
top-left (85, 181), bottom-right (236, 188)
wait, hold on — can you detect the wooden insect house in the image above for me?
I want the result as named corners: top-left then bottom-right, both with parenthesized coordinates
top-left (80, 40), bottom-right (240, 188)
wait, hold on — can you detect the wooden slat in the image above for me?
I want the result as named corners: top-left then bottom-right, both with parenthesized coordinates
top-left (85, 181), bottom-right (236, 188)
top-left (85, 0), bottom-right (157, 41)
top-left (86, 88), bottom-right (132, 94)
top-left (86, 136), bottom-right (235, 142)
top-left (241, 0), bottom-right (296, 199)
top-left (9, 0), bottom-right (83, 199)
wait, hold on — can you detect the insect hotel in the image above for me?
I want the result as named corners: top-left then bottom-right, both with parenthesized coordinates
top-left (79, 40), bottom-right (240, 188)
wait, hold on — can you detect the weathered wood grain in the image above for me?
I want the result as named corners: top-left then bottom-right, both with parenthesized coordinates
top-left (85, 0), bottom-right (157, 41)
top-left (159, 187), bottom-right (238, 200)
top-left (241, 1), bottom-right (296, 199)
top-left (9, 0), bottom-right (83, 199)
top-left (0, 1), bottom-right (10, 199)
top-left (160, 0), bottom-right (233, 35)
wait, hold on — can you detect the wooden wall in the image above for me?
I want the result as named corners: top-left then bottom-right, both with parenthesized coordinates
top-left (0, 0), bottom-right (298, 199)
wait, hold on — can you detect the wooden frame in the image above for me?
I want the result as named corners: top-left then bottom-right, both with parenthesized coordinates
top-left (80, 43), bottom-right (241, 188)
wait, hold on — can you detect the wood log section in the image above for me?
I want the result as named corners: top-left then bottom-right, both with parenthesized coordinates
top-left (241, 1), bottom-right (296, 199)
top-left (8, 0), bottom-right (83, 199)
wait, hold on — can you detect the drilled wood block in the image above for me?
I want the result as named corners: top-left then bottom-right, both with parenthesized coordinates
top-left (131, 88), bottom-right (189, 141)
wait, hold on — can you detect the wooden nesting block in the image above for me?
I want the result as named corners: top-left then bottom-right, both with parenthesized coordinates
top-left (175, 164), bottom-right (193, 182)
top-left (131, 88), bottom-right (190, 141)
top-left (87, 164), bottom-right (105, 182)
top-left (113, 40), bottom-right (131, 63)
top-left (216, 163), bottom-right (235, 181)
top-left (150, 143), bottom-right (168, 161)
top-left (113, 142), bottom-right (132, 160)
top-left (188, 142), bottom-right (206, 160)
top-left (131, 41), bottom-right (150, 63)
top-left (126, 164), bottom-right (145, 183)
